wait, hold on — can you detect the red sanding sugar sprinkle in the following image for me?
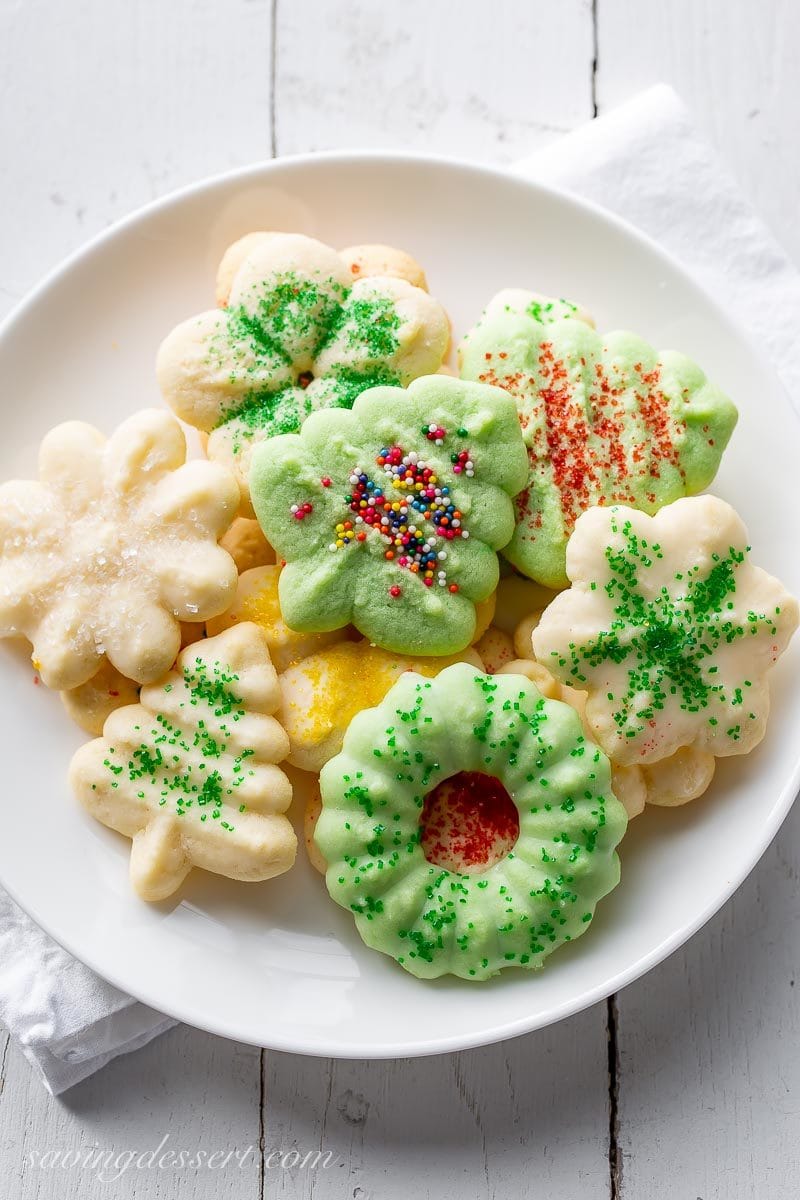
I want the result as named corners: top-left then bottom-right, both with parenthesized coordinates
top-left (420, 771), bottom-right (520, 872)
top-left (479, 344), bottom-right (683, 530)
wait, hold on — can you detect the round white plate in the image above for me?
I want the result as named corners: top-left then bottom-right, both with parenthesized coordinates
top-left (1, 154), bottom-right (798, 1057)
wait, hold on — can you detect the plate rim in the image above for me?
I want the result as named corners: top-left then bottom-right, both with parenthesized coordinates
top-left (2, 149), bottom-right (798, 1057)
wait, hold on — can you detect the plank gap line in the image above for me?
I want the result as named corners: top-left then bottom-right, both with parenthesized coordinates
top-left (270, 0), bottom-right (279, 157)
top-left (606, 995), bottom-right (622, 1199)
top-left (590, 0), bottom-right (599, 118)
top-left (0, 1032), bottom-right (9, 1098)
top-left (258, 1047), bottom-right (266, 1199)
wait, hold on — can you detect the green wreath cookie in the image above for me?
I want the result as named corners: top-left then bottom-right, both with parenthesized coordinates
top-left (249, 375), bottom-right (529, 656)
top-left (459, 289), bottom-right (738, 588)
top-left (316, 663), bottom-right (627, 980)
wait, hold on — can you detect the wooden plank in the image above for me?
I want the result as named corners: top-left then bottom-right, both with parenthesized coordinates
top-left (264, 1006), bottom-right (612, 1200)
top-left (0, 1025), bottom-right (262, 1199)
top-left (611, 800), bottom-right (800, 1198)
top-left (597, 5), bottom-right (800, 1195)
top-left (274, 0), bottom-right (595, 161)
top-left (596, 0), bottom-right (800, 264)
top-left (0, 2), bottom-right (273, 1193)
top-left (267, 11), bottom-right (611, 1197)
top-left (0, 0), bottom-right (273, 316)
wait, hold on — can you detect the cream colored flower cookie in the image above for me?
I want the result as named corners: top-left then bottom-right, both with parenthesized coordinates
top-left (533, 497), bottom-right (798, 767)
top-left (219, 516), bottom-right (275, 573)
top-left (278, 639), bottom-right (483, 773)
top-left (207, 564), bottom-right (344, 671)
top-left (69, 623), bottom-right (296, 901)
top-left (472, 592), bottom-right (496, 644)
top-left (492, 574), bottom-right (559, 636)
top-left (217, 238), bottom-right (429, 306)
top-left (304, 786), bottom-right (327, 875)
top-left (61, 661), bottom-right (140, 736)
top-left (338, 243), bottom-right (428, 291)
top-left (0, 409), bottom-right (238, 691)
top-left (157, 232), bottom-right (450, 513)
top-left (473, 626), bottom-right (515, 673)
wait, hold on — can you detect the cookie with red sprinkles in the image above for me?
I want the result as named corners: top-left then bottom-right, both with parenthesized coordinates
top-left (459, 289), bottom-right (738, 587)
top-left (248, 375), bottom-right (528, 656)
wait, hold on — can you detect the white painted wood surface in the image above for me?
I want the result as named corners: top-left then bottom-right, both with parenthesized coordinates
top-left (0, 1), bottom-right (798, 1197)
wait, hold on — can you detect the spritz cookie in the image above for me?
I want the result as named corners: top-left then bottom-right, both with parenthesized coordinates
top-left (532, 496), bottom-right (799, 766)
top-left (219, 516), bottom-right (275, 573)
top-left (315, 663), bottom-right (627, 980)
top-left (459, 290), bottom-right (738, 587)
top-left (338, 243), bottom-right (429, 290)
top-left (206, 564), bottom-right (344, 672)
top-left (157, 232), bottom-right (450, 512)
top-left (278, 639), bottom-right (483, 772)
top-left (61, 661), bottom-right (140, 736)
top-left (70, 623), bottom-right (295, 901)
top-left (0, 409), bottom-right (238, 690)
top-left (249, 375), bottom-right (529, 656)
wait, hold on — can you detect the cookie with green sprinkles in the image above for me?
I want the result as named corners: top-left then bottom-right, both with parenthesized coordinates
top-left (69, 622), bottom-right (296, 901)
top-left (532, 496), bottom-right (799, 767)
top-left (156, 232), bottom-right (450, 513)
top-left (315, 662), bottom-right (627, 980)
top-left (249, 374), bottom-right (529, 657)
top-left (458, 289), bottom-right (738, 587)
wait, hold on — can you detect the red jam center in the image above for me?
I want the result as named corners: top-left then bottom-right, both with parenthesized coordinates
top-left (419, 771), bottom-right (520, 873)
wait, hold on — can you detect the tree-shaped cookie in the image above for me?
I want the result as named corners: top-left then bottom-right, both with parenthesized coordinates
top-left (0, 408), bottom-right (238, 690)
top-left (459, 289), bottom-right (738, 587)
top-left (532, 497), bottom-right (799, 766)
top-left (70, 623), bottom-right (296, 901)
top-left (249, 375), bottom-right (529, 656)
top-left (157, 232), bottom-right (450, 512)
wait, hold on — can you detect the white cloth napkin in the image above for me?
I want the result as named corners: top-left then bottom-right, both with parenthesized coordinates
top-left (0, 889), bottom-right (175, 1094)
top-left (2, 83), bottom-right (798, 1095)
top-left (514, 83), bottom-right (800, 409)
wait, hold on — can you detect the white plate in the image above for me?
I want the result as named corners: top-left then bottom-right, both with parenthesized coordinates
top-left (1, 154), bottom-right (798, 1057)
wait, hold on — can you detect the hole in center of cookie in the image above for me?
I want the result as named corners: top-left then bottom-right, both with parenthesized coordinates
top-left (297, 370), bottom-right (314, 389)
top-left (420, 771), bottom-right (519, 873)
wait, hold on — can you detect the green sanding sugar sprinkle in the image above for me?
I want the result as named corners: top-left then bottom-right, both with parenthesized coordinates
top-left (557, 516), bottom-right (777, 740)
top-left (526, 297), bottom-right (578, 322)
top-left (182, 657), bottom-right (244, 717)
top-left (225, 383), bottom-right (316, 439)
top-left (210, 271), bottom-right (404, 444)
top-left (100, 659), bottom-right (256, 828)
top-left (223, 273), bottom-right (345, 365)
top-left (316, 664), bottom-right (625, 979)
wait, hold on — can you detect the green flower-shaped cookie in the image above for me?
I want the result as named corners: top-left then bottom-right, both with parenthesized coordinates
top-left (249, 376), bottom-right (529, 656)
top-left (157, 233), bottom-right (450, 512)
top-left (459, 288), bottom-right (738, 588)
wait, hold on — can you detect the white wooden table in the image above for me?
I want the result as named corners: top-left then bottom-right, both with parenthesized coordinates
top-left (1, 2), bottom-right (798, 1196)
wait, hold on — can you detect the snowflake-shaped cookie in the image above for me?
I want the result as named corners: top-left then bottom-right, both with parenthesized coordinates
top-left (459, 289), bottom-right (739, 587)
top-left (249, 375), bottom-right (529, 656)
top-left (157, 232), bottom-right (450, 512)
top-left (69, 623), bottom-right (296, 901)
top-left (0, 409), bottom-right (238, 691)
top-left (532, 496), bottom-right (799, 766)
